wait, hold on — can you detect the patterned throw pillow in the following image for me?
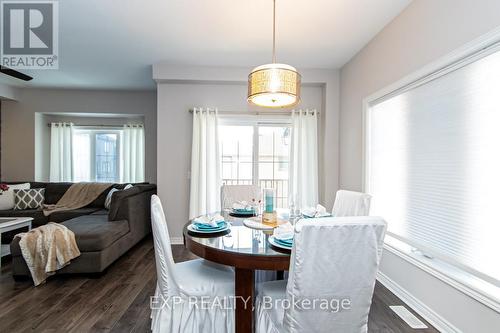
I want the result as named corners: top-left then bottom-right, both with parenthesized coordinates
top-left (13, 188), bottom-right (45, 210)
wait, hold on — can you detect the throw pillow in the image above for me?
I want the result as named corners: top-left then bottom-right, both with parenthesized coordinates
top-left (0, 183), bottom-right (30, 210)
top-left (104, 184), bottom-right (133, 210)
top-left (104, 188), bottom-right (119, 210)
top-left (13, 188), bottom-right (45, 210)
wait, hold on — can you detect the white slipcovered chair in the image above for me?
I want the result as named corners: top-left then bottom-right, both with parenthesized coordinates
top-left (150, 195), bottom-right (235, 333)
top-left (256, 216), bottom-right (387, 333)
top-left (220, 184), bottom-right (262, 210)
top-left (331, 190), bottom-right (372, 217)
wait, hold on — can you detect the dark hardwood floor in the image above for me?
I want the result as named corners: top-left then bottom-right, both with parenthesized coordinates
top-left (0, 237), bottom-right (439, 332)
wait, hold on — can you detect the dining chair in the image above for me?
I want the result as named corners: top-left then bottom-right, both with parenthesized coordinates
top-left (220, 184), bottom-right (262, 210)
top-left (331, 190), bottom-right (372, 216)
top-left (256, 216), bottom-right (387, 333)
top-left (150, 195), bottom-right (235, 333)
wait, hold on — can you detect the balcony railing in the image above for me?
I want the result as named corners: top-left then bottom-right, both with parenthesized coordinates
top-left (222, 179), bottom-right (289, 209)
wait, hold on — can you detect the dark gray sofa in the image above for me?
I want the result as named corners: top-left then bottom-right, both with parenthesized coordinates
top-left (1, 182), bottom-right (156, 278)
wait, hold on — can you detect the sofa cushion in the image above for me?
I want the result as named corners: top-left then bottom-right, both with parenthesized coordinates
top-left (88, 185), bottom-right (116, 208)
top-left (61, 215), bottom-right (129, 252)
top-left (44, 183), bottom-right (120, 209)
top-left (43, 183), bottom-right (73, 204)
top-left (29, 182), bottom-right (47, 189)
top-left (90, 209), bottom-right (109, 215)
top-left (48, 207), bottom-right (101, 223)
top-left (108, 186), bottom-right (142, 221)
top-left (0, 208), bottom-right (48, 227)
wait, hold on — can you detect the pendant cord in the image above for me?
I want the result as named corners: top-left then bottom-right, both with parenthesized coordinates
top-left (272, 0), bottom-right (276, 63)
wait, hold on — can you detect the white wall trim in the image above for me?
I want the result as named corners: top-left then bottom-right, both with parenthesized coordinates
top-left (383, 242), bottom-right (500, 313)
top-left (377, 271), bottom-right (462, 333)
top-left (170, 237), bottom-right (184, 245)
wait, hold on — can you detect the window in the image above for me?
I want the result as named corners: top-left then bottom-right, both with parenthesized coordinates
top-left (219, 120), bottom-right (291, 208)
top-left (366, 46), bottom-right (500, 291)
top-left (220, 125), bottom-right (253, 185)
top-left (73, 128), bottom-right (121, 182)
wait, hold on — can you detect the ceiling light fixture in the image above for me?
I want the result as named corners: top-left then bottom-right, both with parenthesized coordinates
top-left (247, 0), bottom-right (301, 108)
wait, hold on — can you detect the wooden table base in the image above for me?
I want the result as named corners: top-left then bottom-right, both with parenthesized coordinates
top-left (235, 268), bottom-right (254, 333)
top-left (184, 222), bottom-right (290, 333)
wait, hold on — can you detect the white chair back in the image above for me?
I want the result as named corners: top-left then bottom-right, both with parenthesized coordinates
top-left (220, 184), bottom-right (262, 210)
top-left (284, 216), bottom-right (386, 333)
top-left (332, 190), bottom-right (371, 216)
top-left (151, 195), bottom-right (180, 297)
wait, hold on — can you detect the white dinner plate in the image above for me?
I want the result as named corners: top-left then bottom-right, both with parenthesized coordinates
top-left (243, 219), bottom-right (275, 231)
top-left (268, 236), bottom-right (293, 250)
top-left (187, 223), bottom-right (231, 234)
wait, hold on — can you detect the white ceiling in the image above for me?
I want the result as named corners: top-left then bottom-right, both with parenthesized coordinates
top-left (0, 0), bottom-right (411, 90)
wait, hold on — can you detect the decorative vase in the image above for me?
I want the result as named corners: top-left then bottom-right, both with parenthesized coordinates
top-left (262, 188), bottom-right (278, 226)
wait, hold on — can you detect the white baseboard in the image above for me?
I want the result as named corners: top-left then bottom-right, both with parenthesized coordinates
top-left (377, 271), bottom-right (461, 333)
top-left (170, 237), bottom-right (184, 245)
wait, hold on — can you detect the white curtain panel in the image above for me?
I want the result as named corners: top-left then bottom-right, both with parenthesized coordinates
top-left (49, 122), bottom-right (74, 182)
top-left (289, 109), bottom-right (319, 209)
top-left (189, 108), bottom-right (221, 219)
top-left (121, 124), bottom-right (145, 183)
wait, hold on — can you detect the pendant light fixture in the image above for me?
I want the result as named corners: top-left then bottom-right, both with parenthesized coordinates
top-left (247, 0), bottom-right (301, 108)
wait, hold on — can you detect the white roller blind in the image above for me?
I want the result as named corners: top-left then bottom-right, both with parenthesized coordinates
top-left (367, 47), bottom-right (500, 286)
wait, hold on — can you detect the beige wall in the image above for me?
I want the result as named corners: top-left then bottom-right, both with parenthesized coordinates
top-left (340, 0), bottom-right (500, 190)
top-left (1, 88), bottom-right (157, 182)
top-left (339, 0), bottom-right (500, 331)
top-left (156, 75), bottom-right (339, 239)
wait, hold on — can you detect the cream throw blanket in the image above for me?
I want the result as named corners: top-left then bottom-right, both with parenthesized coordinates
top-left (16, 223), bottom-right (80, 286)
top-left (43, 182), bottom-right (112, 216)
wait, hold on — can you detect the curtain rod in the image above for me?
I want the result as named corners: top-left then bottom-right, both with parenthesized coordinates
top-left (47, 124), bottom-right (143, 128)
top-left (188, 109), bottom-right (319, 115)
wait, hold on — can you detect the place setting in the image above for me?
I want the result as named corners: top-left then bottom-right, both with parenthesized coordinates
top-left (268, 222), bottom-right (294, 252)
top-left (261, 202), bottom-right (332, 252)
top-left (228, 201), bottom-right (258, 217)
top-left (187, 213), bottom-right (231, 236)
top-left (300, 204), bottom-right (332, 218)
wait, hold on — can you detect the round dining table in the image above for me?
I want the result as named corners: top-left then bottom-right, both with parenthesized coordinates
top-left (183, 212), bottom-right (291, 333)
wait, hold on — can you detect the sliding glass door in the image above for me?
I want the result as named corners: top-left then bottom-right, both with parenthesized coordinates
top-left (219, 122), bottom-right (291, 208)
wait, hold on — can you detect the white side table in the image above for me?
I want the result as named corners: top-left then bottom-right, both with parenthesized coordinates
top-left (0, 217), bottom-right (33, 268)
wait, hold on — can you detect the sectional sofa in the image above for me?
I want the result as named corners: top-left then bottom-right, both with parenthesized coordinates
top-left (0, 182), bottom-right (156, 279)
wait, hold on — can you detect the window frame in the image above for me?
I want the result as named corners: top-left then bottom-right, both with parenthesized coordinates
top-left (219, 115), bottom-right (292, 206)
top-left (362, 32), bottom-right (500, 312)
top-left (73, 127), bottom-right (122, 183)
